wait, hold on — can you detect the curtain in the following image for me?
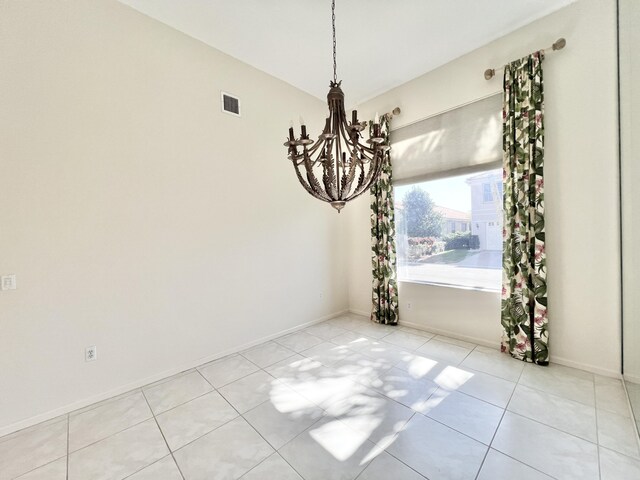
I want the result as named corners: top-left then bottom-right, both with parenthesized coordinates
top-left (370, 114), bottom-right (399, 325)
top-left (501, 51), bottom-right (549, 365)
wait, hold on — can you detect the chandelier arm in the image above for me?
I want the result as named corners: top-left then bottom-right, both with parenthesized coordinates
top-left (350, 151), bottom-right (383, 198)
top-left (321, 161), bottom-right (336, 200)
top-left (302, 153), bottom-right (333, 202)
top-left (291, 156), bottom-right (316, 192)
top-left (336, 119), bottom-right (354, 198)
top-left (357, 142), bottom-right (378, 158)
top-left (321, 143), bottom-right (338, 200)
top-left (341, 150), bottom-right (358, 196)
top-left (293, 163), bottom-right (329, 202)
top-left (305, 139), bottom-right (324, 158)
top-left (334, 139), bottom-right (342, 200)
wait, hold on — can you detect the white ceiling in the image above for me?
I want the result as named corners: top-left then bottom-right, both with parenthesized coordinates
top-left (118, 0), bottom-right (575, 104)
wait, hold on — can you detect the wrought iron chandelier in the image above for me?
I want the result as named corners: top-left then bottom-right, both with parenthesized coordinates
top-left (284, 0), bottom-right (388, 212)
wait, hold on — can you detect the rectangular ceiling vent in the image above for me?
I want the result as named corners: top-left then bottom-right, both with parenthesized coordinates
top-left (221, 91), bottom-right (241, 117)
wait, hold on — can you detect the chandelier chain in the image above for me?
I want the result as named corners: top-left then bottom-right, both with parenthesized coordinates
top-left (332, 0), bottom-right (337, 83)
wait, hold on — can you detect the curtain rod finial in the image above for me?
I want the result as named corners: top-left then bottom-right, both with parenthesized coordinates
top-left (484, 68), bottom-right (495, 80)
top-left (552, 38), bottom-right (566, 51)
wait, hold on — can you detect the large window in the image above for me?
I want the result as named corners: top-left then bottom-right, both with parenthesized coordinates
top-left (395, 167), bottom-right (502, 291)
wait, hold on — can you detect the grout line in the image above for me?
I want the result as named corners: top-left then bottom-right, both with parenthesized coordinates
top-left (235, 452), bottom-right (276, 479)
top-left (483, 449), bottom-right (561, 480)
top-left (238, 351), bottom-right (298, 370)
top-left (10, 457), bottom-right (66, 480)
top-left (66, 415), bottom-right (153, 456)
top-left (68, 388), bottom-right (143, 419)
top-left (594, 377), bottom-right (603, 480)
top-left (120, 455), bottom-right (174, 480)
top-left (0, 413), bottom-right (69, 447)
top-left (375, 411), bottom-right (430, 480)
top-left (474, 357), bottom-right (527, 480)
top-left (64, 385), bottom-right (219, 456)
top-left (168, 415), bottom-right (240, 455)
top-left (242, 412), bottom-right (314, 479)
top-left (234, 363), bottom-right (327, 479)
top-left (140, 389), bottom-right (186, 480)
top-left (197, 361), bottom-right (262, 389)
top-left (66, 413), bottom-right (70, 480)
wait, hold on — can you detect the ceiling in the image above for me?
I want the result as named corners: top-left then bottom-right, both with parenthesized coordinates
top-left (118, 0), bottom-right (575, 104)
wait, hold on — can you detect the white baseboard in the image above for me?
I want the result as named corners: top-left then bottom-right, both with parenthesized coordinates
top-left (366, 316), bottom-right (623, 379)
top-left (0, 309), bottom-right (348, 438)
top-left (397, 320), bottom-right (498, 349)
top-left (348, 308), bottom-right (370, 318)
top-left (549, 355), bottom-right (620, 379)
top-left (623, 373), bottom-right (640, 384)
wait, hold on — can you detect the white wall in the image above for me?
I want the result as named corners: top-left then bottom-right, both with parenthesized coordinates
top-left (346, 0), bottom-right (621, 376)
top-left (0, 0), bottom-right (347, 434)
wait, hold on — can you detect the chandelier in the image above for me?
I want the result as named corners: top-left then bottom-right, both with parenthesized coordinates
top-left (284, 0), bottom-right (389, 212)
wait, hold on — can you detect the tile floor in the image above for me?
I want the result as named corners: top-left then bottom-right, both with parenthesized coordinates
top-left (2, 313), bottom-right (640, 480)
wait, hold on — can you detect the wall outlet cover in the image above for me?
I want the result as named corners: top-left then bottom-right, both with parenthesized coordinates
top-left (1, 274), bottom-right (16, 291)
top-left (85, 346), bottom-right (97, 362)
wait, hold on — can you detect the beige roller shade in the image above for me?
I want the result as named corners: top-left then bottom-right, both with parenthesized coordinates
top-left (391, 94), bottom-right (503, 185)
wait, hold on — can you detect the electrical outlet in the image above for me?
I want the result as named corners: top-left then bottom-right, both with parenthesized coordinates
top-left (319, 292), bottom-right (324, 299)
top-left (1, 274), bottom-right (16, 291)
top-left (85, 346), bottom-right (97, 362)
top-left (407, 302), bottom-right (412, 310)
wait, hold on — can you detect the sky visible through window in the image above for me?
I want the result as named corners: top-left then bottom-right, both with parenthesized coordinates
top-left (395, 173), bottom-right (473, 212)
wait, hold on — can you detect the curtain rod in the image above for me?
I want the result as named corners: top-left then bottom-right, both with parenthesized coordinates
top-left (484, 38), bottom-right (566, 80)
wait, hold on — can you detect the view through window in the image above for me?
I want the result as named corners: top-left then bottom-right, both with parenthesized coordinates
top-left (395, 167), bottom-right (503, 290)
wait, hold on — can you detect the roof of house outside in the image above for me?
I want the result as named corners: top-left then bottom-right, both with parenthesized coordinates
top-left (434, 205), bottom-right (470, 221)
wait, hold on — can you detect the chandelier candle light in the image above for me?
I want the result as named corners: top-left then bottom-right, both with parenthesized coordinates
top-left (284, 0), bottom-right (389, 212)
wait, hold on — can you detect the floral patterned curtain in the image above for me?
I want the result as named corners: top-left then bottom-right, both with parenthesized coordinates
top-left (370, 115), bottom-right (399, 325)
top-left (501, 51), bottom-right (548, 365)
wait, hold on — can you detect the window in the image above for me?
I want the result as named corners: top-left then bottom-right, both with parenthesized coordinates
top-left (390, 94), bottom-right (503, 291)
top-left (395, 167), bottom-right (503, 291)
top-left (482, 183), bottom-right (493, 202)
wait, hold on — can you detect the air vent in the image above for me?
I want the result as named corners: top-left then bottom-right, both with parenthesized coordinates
top-left (221, 91), bottom-right (241, 117)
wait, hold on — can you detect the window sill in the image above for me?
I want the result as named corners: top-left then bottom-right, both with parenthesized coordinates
top-left (397, 278), bottom-right (500, 294)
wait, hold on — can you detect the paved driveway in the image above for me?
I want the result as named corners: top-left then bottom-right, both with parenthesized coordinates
top-left (455, 250), bottom-right (502, 269)
top-left (399, 250), bottom-right (502, 290)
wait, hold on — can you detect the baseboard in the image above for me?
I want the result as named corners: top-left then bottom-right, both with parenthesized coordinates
top-left (0, 309), bottom-right (348, 438)
top-left (550, 355), bottom-right (621, 379)
top-left (348, 308), bottom-right (370, 318)
top-left (397, 320), bottom-right (498, 349)
top-left (377, 318), bottom-right (623, 379)
top-left (623, 373), bottom-right (640, 384)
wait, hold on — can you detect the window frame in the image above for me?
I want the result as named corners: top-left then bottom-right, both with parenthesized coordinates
top-left (393, 165), bottom-right (503, 293)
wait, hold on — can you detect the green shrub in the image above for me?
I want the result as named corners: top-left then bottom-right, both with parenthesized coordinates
top-left (443, 232), bottom-right (480, 250)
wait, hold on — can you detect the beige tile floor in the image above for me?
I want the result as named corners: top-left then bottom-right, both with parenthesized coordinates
top-left (2, 313), bottom-right (640, 480)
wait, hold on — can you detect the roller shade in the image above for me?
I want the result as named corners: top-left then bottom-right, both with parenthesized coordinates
top-left (391, 94), bottom-right (502, 184)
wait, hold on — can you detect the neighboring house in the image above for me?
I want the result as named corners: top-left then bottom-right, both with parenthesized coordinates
top-left (433, 206), bottom-right (470, 235)
top-left (466, 171), bottom-right (503, 250)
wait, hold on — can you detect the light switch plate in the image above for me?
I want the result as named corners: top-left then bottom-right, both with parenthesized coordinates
top-left (1, 275), bottom-right (16, 291)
